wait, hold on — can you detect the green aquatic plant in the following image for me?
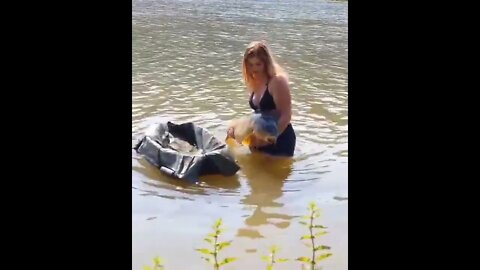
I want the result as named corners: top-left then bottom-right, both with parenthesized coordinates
top-left (141, 202), bottom-right (336, 269)
top-left (196, 218), bottom-right (237, 270)
top-left (296, 201), bottom-right (333, 270)
top-left (143, 256), bottom-right (164, 270)
top-left (261, 245), bottom-right (288, 270)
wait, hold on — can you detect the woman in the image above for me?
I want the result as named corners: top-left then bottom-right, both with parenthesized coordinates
top-left (227, 41), bottom-right (296, 157)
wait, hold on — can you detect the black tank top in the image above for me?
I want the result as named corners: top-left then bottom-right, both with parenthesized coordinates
top-left (248, 79), bottom-right (296, 157)
top-left (249, 82), bottom-right (276, 112)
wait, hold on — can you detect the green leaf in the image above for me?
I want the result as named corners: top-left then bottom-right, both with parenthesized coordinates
top-left (202, 257), bottom-right (215, 265)
top-left (215, 229), bottom-right (225, 235)
top-left (143, 267), bottom-right (152, 270)
top-left (261, 255), bottom-right (270, 262)
top-left (301, 235), bottom-right (314, 240)
top-left (207, 233), bottom-right (217, 238)
top-left (204, 237), bottom-right (213, 244)
top-left (153, 257), bottom-right (162, 266)
top-left (314, 245), bottom-right (331, 251)
top-left (303, 242), bottom-right (312, 247)
top-left (267, 265), bottom-right (273, 270)
top-left (214, 218), bottom-right (223, 228)
top-left (217, 241), bottom-right (232, 251)
top-left (314, 212), bottom-right (321, 218)
top-left (301, 215), bottom-right (311, 220)
top-left (269, 245), bottom-right (280, 253)
top-left (219, 257), bottom-right (237, 266)
top-left (315, 231), bottom-right (327, 237)
top-left (277, 258), bottom-right (289, 263)
top-left (196, 248), bottom-right (213, 255)
top-left (315, 253), bottom-right (332, 261)
top-left (312, 225), bottom-right (327, 229)
top-left (296, 256), bottom-right (312, 263)
top-left (308, 201), bottom-right (318, 211)
top-left (299, 221), bottom-right (309, 226)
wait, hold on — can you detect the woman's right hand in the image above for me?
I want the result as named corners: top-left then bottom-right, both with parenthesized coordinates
top-left (227, 127), bottom-right (235, 139)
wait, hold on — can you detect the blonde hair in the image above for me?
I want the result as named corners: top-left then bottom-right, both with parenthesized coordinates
top-left (242, 41), bottom-right (287, 91)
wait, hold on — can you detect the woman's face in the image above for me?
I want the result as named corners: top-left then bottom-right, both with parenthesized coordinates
top-left (247, 57), bottom-right (265, 78)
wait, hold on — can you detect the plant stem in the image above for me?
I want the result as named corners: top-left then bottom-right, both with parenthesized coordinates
top-left (310, 210), bottom-right (316, 270)
top-left (271, 248), bottom-right (275, 267)
top-left (214, 233), bottom-right (219, 270)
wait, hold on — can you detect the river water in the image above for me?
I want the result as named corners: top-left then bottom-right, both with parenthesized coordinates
top-left (132, 0), bottom-right (348, 269)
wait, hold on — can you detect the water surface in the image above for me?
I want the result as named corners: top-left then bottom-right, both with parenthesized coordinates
top-left (133, 0), bottom-right (348, 269)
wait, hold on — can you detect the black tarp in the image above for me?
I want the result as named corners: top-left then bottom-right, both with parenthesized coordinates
top-left (133, 121), bottom-right (240, 182)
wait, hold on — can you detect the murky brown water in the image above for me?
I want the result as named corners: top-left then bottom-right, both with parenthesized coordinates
top-left (132, 0), bottom-right (348, 269)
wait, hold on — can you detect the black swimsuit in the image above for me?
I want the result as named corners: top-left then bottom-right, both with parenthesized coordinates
top-left (249, 82), bottom-right (296, 157)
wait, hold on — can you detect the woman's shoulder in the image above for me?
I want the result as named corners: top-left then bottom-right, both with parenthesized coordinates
top-left (269, 73), bottom-right (290, 94)
top-left (270, 73), bottom-right (289, 84)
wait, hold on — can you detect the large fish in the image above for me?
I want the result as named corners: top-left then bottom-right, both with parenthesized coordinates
top-left (226, 112), bottom-right (279, 146)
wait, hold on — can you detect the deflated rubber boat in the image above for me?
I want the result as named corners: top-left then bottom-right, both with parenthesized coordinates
top-left (133, 121), bottom-right (240, 182)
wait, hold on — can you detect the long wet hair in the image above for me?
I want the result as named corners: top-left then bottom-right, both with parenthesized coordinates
top-left (242, 41), bottom-right (286, 91)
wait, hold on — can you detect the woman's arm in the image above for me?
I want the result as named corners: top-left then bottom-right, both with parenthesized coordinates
top-left (270, 75), bottom-right (292, 134)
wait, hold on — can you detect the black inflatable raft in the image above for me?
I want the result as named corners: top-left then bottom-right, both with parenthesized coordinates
top-left (134, 121), bottom-right (240, 182)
